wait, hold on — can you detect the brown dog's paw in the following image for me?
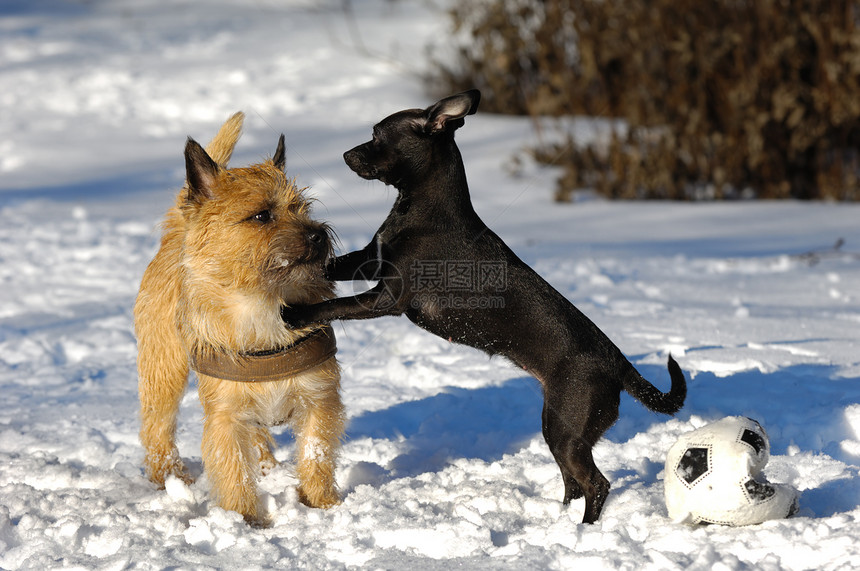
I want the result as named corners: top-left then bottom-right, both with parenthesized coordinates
top-left (297, 486), bottom-right (341, 510)
top-left (259, 454), bottom-right (278, 477)
top-left (244, 513), bottom-right (273, 529)
top-left (145, 452), bottom-right (193, 488)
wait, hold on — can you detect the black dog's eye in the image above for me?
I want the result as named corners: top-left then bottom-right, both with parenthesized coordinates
top-left (251, 210), bottom-right (272, 224)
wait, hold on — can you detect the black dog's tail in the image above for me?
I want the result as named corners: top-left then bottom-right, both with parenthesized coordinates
top-left (622, 355), bottom-right (687, 414)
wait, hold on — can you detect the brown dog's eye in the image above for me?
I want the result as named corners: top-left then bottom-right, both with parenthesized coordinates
top-left (251, 210), bottom-right (272, 224)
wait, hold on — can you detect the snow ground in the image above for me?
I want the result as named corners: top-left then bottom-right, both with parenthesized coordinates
top-left (1, 1), bottom-right (859, 569)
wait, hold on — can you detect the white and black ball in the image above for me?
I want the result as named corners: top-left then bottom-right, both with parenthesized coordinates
top-left (664, 416), bottom-right (798, 526)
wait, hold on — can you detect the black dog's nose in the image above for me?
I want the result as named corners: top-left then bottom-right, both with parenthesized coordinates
top-left (343, 149), bottom-right (357, 168)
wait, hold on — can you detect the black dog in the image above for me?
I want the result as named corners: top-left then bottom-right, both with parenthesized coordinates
top-left (282, 90), bottom-right (686, 523)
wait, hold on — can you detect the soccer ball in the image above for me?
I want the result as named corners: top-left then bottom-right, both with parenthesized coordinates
top-left (664, 416), bottom-right (799, 526)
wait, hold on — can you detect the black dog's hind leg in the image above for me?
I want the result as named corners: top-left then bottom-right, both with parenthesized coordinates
top-left (541, 396), bottom-right (612, 524)
top-left (542, 405), bottom-right (585, 503)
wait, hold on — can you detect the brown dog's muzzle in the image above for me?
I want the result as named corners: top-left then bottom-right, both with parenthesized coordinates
top-left (305, 226), bottom-right (331, 262)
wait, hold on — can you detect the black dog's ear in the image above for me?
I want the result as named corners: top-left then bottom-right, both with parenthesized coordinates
top-left (425, 89), bottom-right (481, 135)
top-left (185, 137), bottom-right (220, 203)
top-left (272, 134), bottom-right (286, 172)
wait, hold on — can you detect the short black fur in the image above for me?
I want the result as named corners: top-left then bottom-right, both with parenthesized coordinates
top-left (281, 90), bottom-right (687, 523)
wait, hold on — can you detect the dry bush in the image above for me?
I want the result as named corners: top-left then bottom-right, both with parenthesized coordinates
top-left (430, 0), bottom-right (860, 201)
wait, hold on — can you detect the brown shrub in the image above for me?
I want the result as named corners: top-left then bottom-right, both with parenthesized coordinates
top-left (430, 0), bottom-right (860, 201)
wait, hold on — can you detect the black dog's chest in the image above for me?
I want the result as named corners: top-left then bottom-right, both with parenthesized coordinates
top-left (405, 302), bottom-right (499, 354)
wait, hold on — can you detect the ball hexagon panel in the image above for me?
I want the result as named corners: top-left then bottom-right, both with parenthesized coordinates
top-left (676, 446), bottom-right (710, 486)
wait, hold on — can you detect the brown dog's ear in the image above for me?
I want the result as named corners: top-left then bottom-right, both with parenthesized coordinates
top-left (185, 137), bottom-right (220, 203)
top-left (425, 90), bottom-right (481, 135)
top-left (273, 134), bottom-right (286, 172)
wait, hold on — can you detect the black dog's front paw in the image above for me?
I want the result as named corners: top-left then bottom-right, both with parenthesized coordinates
top-left (280, 305), bottom-right (320, 329)
top-left (323, 261), bottom-right (337, 281)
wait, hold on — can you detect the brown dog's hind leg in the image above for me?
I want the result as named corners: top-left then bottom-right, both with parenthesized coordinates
top-left (137, 332), bottom-right (192, 486)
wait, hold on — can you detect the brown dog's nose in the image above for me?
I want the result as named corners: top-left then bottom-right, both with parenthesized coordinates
top-left (302, 227), bottom-right (330, 263)
top-left (307, 228), bottom-right (326, 246)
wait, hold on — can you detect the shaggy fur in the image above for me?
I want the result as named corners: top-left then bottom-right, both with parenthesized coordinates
top-left (135, 113), bottom-right (344, 525)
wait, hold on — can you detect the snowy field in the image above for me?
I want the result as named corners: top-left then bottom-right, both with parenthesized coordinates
top-left (1, 1), bottom-right (859, 569)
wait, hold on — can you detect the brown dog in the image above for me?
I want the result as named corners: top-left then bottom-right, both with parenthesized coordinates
top-left (134, 113), bottom-right (344, 525)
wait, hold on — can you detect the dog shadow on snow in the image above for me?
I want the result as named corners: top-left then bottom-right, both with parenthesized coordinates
top-left (330, 361), bottom-right (687, 493)
top-left (343, 377), bottom-right (544, 485)
top-left (336, 362), bottom-right (686, 482)
top-left (270, 361), bottom-right (860, 517)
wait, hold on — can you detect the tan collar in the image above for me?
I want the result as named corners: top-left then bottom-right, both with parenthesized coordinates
top-left (190, 326), bottom-right (336, 382)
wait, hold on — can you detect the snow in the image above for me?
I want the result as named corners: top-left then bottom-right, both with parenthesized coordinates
top-left (1, 0), bottom-right (859, 569)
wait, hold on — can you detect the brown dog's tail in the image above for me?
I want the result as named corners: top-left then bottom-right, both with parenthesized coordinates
top-left (622, 355), bottom-right (687, 414)
top-left (205, 111), bottom-right (245, 168)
